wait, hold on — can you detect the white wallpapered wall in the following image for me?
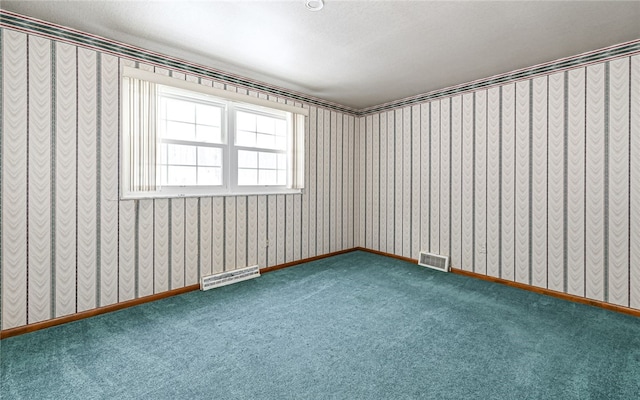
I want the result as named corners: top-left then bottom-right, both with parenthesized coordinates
top-left (1, 29), bottom-right (357, 329)
top-left (2, 20), bottom-right (640, 331)
top-left (356, 55), bottom-right (640, 310)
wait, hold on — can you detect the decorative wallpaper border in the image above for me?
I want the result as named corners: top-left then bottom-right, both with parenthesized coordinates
top-left (362, 39), bottom-right (640, 115)
top-left (1, 9), bottom-right (640, 117)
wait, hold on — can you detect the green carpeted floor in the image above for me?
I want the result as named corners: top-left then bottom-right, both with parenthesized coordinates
top-left (2, 251), bottom-right (639, 399)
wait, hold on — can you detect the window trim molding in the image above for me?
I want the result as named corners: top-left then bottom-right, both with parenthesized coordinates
top-left (122, 188), bottom-right (303, 200)
top-left (121, 67), bottom-right (306, 200)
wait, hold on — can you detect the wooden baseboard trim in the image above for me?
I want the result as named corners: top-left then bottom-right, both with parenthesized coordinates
top-left (5, 246), bottom-right (635, 339)
top-left (451, 268), bottom-right (640, 318)
top-left (356, 246), bottom-right (640, 318)
top-left (259, 248), bottom-right (357, 274)
top-left (1, 248), bottom-right (360, 340)
top-left (0, 284), bottom-right (200, 340)
top-left (354, 247), bottom-right (416, 263)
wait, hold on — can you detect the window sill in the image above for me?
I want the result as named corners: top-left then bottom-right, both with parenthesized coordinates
top-left (121, 188), bottom-right (303, 200)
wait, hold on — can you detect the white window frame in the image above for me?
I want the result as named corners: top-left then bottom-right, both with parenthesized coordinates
top-left (229, 103), bottom-right (291, 194)
top-left (156, 85), bottom-right (228, 196)
top-left (121, 67), bottom-right (307, 199)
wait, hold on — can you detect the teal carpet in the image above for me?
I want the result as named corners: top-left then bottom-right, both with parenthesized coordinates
top-left (2, 251), bottom-right (639, 399)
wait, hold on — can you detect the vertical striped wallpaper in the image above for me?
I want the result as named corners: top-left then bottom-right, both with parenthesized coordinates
top-left (357, 54), bottom-right (640, 311)
top-left (0, 28), bottom-right (356, 330)
top-left (2, 21), bottom-right (640, 332)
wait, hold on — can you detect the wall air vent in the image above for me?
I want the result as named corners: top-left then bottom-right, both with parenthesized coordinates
top-left (200, 265), bottom-right (260, 291)
top-left (418, 252), bottom-right (450, 272)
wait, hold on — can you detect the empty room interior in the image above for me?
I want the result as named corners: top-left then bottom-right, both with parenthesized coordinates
top-left (1, 1), bottom-right (640, 398)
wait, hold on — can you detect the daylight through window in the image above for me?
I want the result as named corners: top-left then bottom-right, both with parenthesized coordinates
top-left (121, 67), bottom-right (306, 199)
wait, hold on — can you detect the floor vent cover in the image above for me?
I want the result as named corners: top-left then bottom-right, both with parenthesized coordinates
top-left (418, 252), bottom-right (450, 272)
top-left (200, 265), bottom-right (260, 291)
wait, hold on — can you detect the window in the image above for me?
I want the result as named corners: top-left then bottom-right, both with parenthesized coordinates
top-left (235, 110), bottom-right (288, 186)
top-left (121, 67), bottom-right (306, 199)
top-left (158, 87), bottom-right (225, 187)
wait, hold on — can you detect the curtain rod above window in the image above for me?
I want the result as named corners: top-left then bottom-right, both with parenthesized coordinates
top-left (122, 66), bottom-right (309, 117)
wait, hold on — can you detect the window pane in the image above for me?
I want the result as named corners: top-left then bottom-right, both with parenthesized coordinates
top-left (160, 143), bottom-right (168, 164)
top-left (196, 125), bottom-right (222, 144)
top-left (275, 119), bottom-right (287, 136)
top-left (237, 111), bottom-right (256, 131)
top-left (236, 110), bottom-right (287, 151)
top-left (277, 153), bottom-right (287, 169)
top-left (275, 136), bottom-right (287, 151)
top-left (198, 167), bottom-right (222, 186)
top-left (259, 169), bottom-right (277, 185)
top-left (166, 121), bottom-right (195, 141)
top-left (166, 166), bottom-right (196, 186)
top-left (259, 152), bottom-right (277, 169)
top-left (238, 168), bottom-right (258, 186)
top-left (158, 120), bottom-right (167, 140)
top-left (159, 97), bottom-right (167, 119)
top-left (237, 150), bottom-right (287, 187)
top-left (167, 144), bottom-right (196, 165)
top-left (196, 104), bottom-right (221, 126)
top-left (159, 165), bottom-right (168, 186)
top-left (197, 147), bottom-right (222, 167)
top-left (238, 150), bottom-right (258, 168)
top-left (257, 133), bottom-right (275, 149)
top-left (236, 130), bottom-right (257, 147)
top-left (256, 115), bottom-right (275, 134)
top-left (166, 98), bottom-right (195, 123)
top-left (277, 170), bottom-right (287, 185)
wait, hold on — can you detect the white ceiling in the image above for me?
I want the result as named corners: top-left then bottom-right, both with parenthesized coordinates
top-left (2, 1), bottom-right (639, 110)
